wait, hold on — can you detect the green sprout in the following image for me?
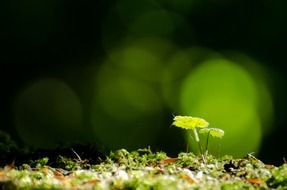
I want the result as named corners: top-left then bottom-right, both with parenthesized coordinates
top-left (172, 116), bottom-right (209, 155)
top-left (172, 116), bottom-right (224, 159)
top-left (199, 128), bottom-right (224, 156)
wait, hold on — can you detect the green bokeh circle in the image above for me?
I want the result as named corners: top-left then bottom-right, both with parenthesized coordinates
top-left (180, 59), bottom-right (262, 157)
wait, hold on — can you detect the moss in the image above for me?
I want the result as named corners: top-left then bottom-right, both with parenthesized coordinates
top-left (28, 157), bottom-right (49, 168)
top-left (0, 148), bottom-right (286, 190)
top-left (267, 164), bottom-right (287, 189)
top-left (107, 148), bottom-right (168, 168)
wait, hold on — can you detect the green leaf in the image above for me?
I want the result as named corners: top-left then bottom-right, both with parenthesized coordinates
top-left (199, 128), bottom-right (225, 138)
top-left (172, 116), bottom-right (209, 130)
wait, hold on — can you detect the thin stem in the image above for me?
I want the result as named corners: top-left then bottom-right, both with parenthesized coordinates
top-left (193, 128), bottom-right (200, 142)
top-left (198, 142), bottom-right (204, 158)
top-left (189, 129), bottom-right (206, 163)
top-left (71, 148), bottom-right (82, 162)
top-left (192, 128), bottom-right (203, 156)
top-left (186, 136), bottom-right (190, 153)
top-left (205, 131), bottom-right (210, 157)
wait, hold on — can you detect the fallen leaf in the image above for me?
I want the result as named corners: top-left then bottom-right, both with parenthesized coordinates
top-left (160, 158), bottom-right (178, 165)
top-left (54, 170), bottom-right (66, 180)
top-left (83, 179), bottom-right (99, 185)
top-left (181, 174), bottom-right (198, 184)
top-left (247, 178), bottom-right (263, 185)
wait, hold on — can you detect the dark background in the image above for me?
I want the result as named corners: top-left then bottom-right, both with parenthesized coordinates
top-left (1, 0), bottom-right (287, 165)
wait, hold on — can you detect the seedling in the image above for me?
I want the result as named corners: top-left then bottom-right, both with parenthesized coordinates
top-left (172, 116), bottom-right (224, 159)
top-left (172, 116), bottom-right (209, 156)
top-left (199, 128), bottom-right (224, 156)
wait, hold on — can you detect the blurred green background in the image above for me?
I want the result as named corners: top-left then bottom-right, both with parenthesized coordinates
top-left (1, 0), bottom-right (287, 164)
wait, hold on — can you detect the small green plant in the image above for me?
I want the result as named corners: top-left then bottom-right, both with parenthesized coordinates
top-left (172, 116), bottom-right (224, 158)
top-left (172, 116), bottom-right (209, 155)
top-left (199, 128), bottom-right (224, 156)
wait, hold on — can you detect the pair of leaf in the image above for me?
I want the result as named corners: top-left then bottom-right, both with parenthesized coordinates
top-left (172, 116), bottom-right (224, 138)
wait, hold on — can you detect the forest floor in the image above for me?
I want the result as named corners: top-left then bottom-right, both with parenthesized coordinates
top-left (1, 148), bottom-right (287, 190)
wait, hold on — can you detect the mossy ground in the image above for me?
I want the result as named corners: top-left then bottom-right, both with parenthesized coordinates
top-left (1, 148), bottom-right (287, 190)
